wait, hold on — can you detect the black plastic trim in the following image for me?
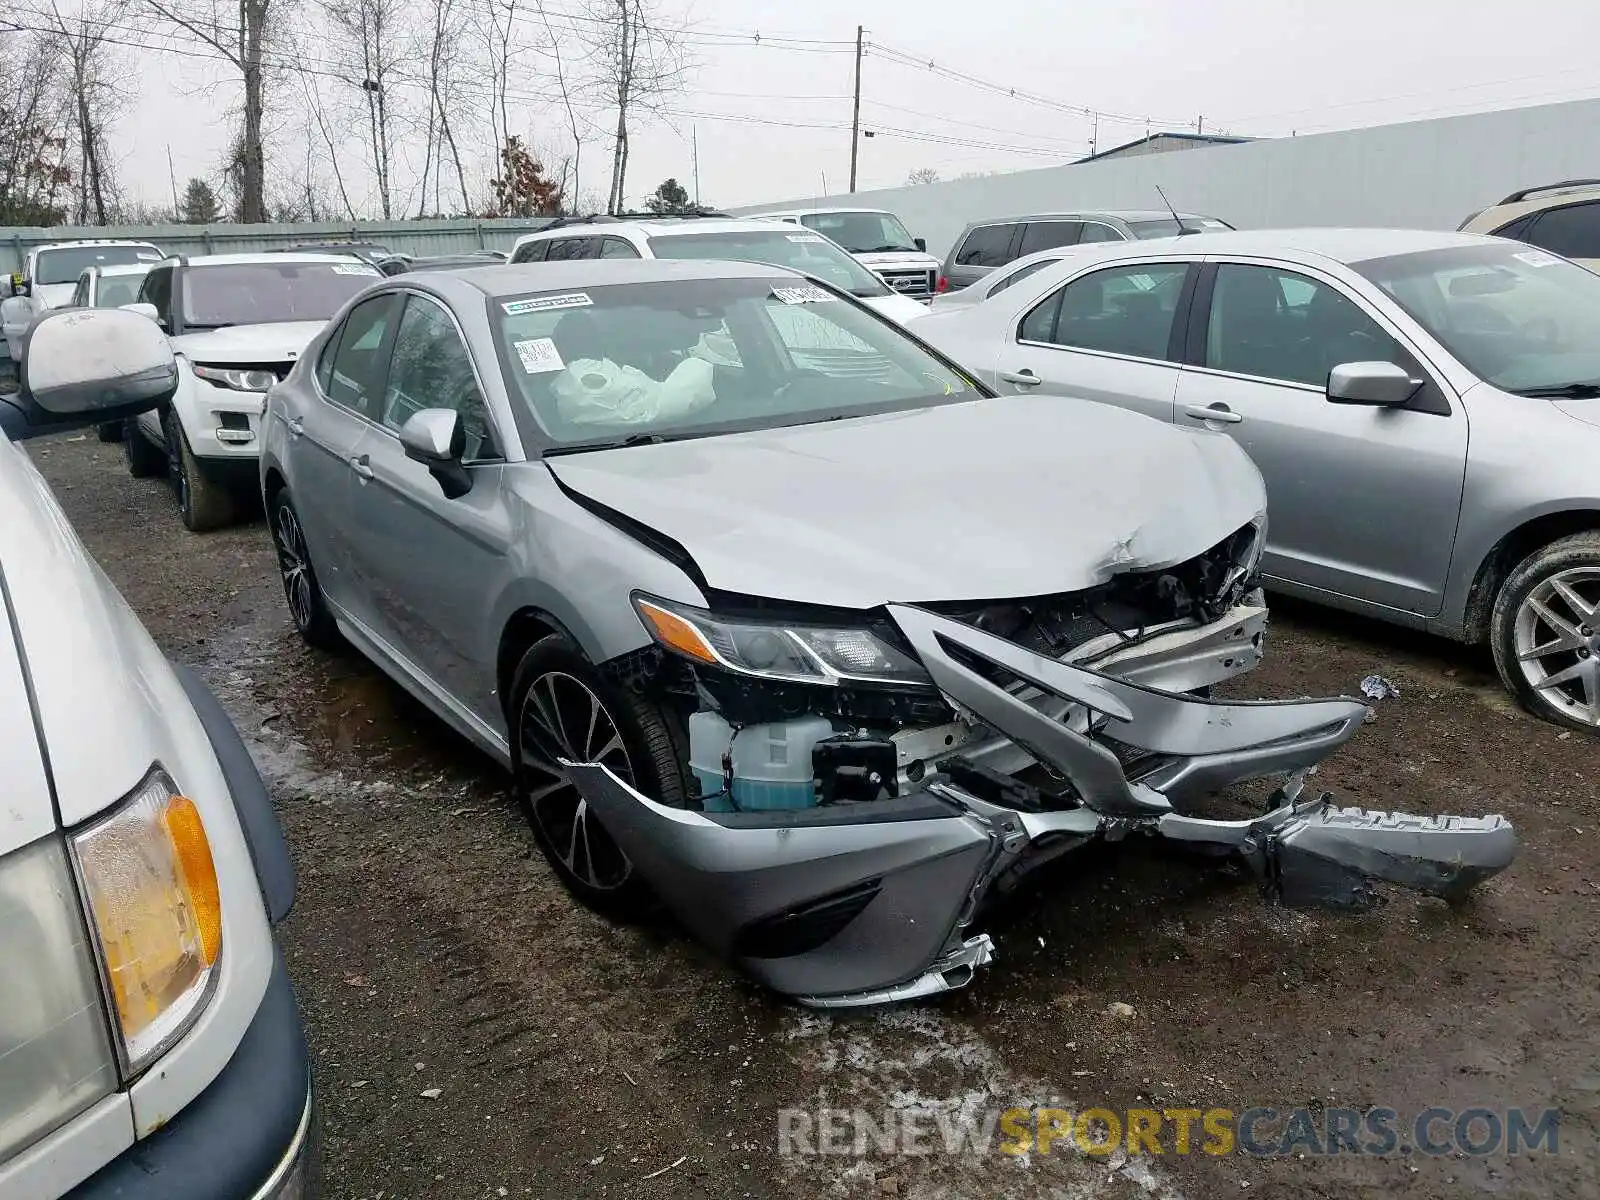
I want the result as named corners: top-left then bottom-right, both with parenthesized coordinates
top-left (172, 662), bottom-right (295, 924)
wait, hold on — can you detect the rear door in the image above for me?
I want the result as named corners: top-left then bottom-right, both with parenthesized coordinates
top-left (1173, 259), bottom-right (1468, 614)
top-left (946, 223), bottom-right (1020, 291)
top-left (1015, 220), bottom-right (1083, 257)
top-left (995, 259), bottom-right (1195, 422)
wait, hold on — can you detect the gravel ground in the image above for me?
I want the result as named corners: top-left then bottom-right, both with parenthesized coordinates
top-left (30, 431), bottom-right (1599, 1200)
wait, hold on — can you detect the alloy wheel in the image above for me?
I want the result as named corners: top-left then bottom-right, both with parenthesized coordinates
top-left (518, 672), bottom-right (635, 891)
top-left (1513, 567), bottom-right (1600, 726)
top-left (273, 504), bottom-right (315, 632)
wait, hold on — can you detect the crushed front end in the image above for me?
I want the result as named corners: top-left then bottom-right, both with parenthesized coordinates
top-left (568, 524), bottom-right (1517, 1007)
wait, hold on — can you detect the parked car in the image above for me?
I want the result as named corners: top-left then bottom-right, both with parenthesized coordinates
top-left (927, 245), bottom-right (1076, 314)
top-left (745, 207), bottom-right (943, 302)
top-left (940, 210), bottom-right (1233, 294)
top-left (276, 240), bottom-right (392, 266)
top-left (1459, 179), bottom-right (1600, 271)
top-left (913, 227), bottom-right (1600, 732)
top-left (62, 264), bottom-right (157, 443)
top-left (11, 239), bottom-right (166, 310)
top-left (121, 251), bottom-right (384, 531)
top-left (508, 215), bottom-right (930, 323)
top-left (257, 256), bottom-right (1513, 1006)
top-left (0, 307), bottom-right (314, 1198)
top-left (376, 251), bottom-right (507, 275)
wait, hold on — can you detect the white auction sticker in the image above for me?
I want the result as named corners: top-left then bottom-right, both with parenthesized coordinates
top-left (771, 285), bottom-right (835, 304)
top-left (1513, 249), bottom-right (1560, 268)
top-left (514, 337), bottom-right (565, 374)
top-left (786, 233), bottom-right (825, 243)
top-left (331, 263), bottom-right (380, 275)
top-left (503, 292), bottom-right (593, 315)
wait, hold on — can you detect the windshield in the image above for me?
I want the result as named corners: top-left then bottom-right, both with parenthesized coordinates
top-left (492, 277), bottom-right (975, 450)
top-left (36, 244), bottom-right (161, 285)
top-left (94, 271), bottom-right (149, 307)
top-left (180, 260), bottom-right (381, 328)
top-left (1127, 217), bottom-right (1233, 239)
top-left (1354, 244), bottom-right (1600, 394)
top-left (647, 230), bottom-right (889, 297)
top-left (796, 211), bottom-right (917, 254)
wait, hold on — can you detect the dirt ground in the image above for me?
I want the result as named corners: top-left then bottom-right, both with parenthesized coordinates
top-left (30, 432), bottom-right (1598, 1200)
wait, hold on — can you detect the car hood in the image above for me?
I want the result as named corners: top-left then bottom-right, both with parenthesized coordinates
top-left (173, 320), bottom-right (328, 364)
top-left (546, 393), bottom-right (1265, 608)
top-left (861, 293), bottom-right (931, 323)
top-left (1555, 398), bottom-right (1600, 429)
top-left (854, 251), bottom-right (941, 271)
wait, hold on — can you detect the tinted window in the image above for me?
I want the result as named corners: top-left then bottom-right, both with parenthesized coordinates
top-left (382, 297), bottom-right (498, 461)
top-left (1018, 221), bottom-right (1081, 255)
top-left (1525, 202), bottom-right (1600, 260)
top-left (1025, 263), bottom-right (1188, 360)
top-left (598, 237), bottom-right (640, 259)
top-left (986, 257), bottom-right (1060, 298)
top-left (647, 229), bottom-right (888, 297)
top-left (511, 239), bottom-right (549, 264)
top-left (138, 266), bottom-right (173, 322)
top-left (1490, 213), bottom-right (1538, 241)
top-left (34, 244), bottom-right (161, 285)
top-left (1206, 264), bottom-right (1402, 388)
top-left (954, 224), bottom-right (1015, 267)
top-left (1078, 222), bottom-right (1125, 244)
top-left (181, 260), bottom-right (382, 328)
top-left (321, 292), bottom-right (401, 417)
top-left (543, 238), bottom-right (595, 262)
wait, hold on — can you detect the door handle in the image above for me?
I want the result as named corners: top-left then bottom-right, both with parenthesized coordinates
top-left (286, 416), bottom-right (304, 437)
top-left (999, 368), bottom-right (1042, 387)
top-left (349, 454), bottom-right (374, 479)
top-left (1183, 403), bottom-right (1243, 425)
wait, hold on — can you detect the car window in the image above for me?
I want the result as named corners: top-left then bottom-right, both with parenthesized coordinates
top-left (1490, 213), bottom-right (1539, 242)
top-left (598, 237), bottom-right (640, 259)
top-left (1078, 222), bottom-right (1125, 244)
top-left (34, 244), bottom-right (162, 285)
top-left (1021, 262), bottom-right (1189, 360)
top-left (1018, 221), bottom-right (1082, 256)
top-left (382, 296), bottom-right (499, 461)
top-left (138, 266), bottom-right (173, 322)
top-left (1524, 201), bottom-right (1600, 261)
top-left (544, 238), bottom-right (595, 262)
top-left (795, 211), bottom-right (917, 254)
top-left (986, 257), bottom-right (1060, 299)
top-left (511, 239), bottom-right (549, 264)
top-left (320, 292), bottom-right (402, 417)
top-left (1206, 264), bottom-right (1404, 388)
top-left (954, 224), bottom-right (1015, 267)
top-left (647, 229), bottom-right (889, 297)
top-left (95, 273), bottom-right (146, 307)
top-left (69, 277), bottom-right (88, 306)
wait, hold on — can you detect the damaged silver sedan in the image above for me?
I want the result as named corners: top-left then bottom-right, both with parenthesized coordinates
top-left (260, 258), bottom-right (1517, 1008)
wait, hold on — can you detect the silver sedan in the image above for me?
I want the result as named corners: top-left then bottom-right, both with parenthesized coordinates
top-left (915, 228), bottom-right (1600, 732)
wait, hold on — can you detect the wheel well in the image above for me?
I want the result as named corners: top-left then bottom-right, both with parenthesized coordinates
top-left (262, 467), bottom-right (286, 509)
top-left (496, 608), bottom-right (561, 719)
top-left (1464, 511), bottom-right (1600, 642)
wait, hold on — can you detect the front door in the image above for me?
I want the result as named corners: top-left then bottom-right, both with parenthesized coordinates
top-left (342, 292), bottom-right (515, 726)
top-left (998, 260), bottom-right (1193, 423)
top-left (1174, 261), bottom-right (1469, 615)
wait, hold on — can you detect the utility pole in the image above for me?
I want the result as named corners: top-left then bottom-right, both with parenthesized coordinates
top-left (166, 146), bottom-right (179, 214)
top-left (1196, 114), bottom-right (1205, 134)
top-left (692, 125), bottom-right (700, 206)
top-left (848, 24), bottom-right (863, 192)
top-left (1089, 112), bottom-right (1098, 156)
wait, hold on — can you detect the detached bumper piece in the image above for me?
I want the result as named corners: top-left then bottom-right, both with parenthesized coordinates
top-left (561, 605), bottom-right (1516, 1008)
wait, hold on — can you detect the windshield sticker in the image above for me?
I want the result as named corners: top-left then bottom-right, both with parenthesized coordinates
top-left (1513, 249), bottom-right (1560, 268)
top-left (786, 233), bottom-right (826, 243)
top-left (514, 337), bottom-right (565, 374)
top-left (135, 251), bottom-right (162, 261)
top-left (771, 285), bottom-right (835, 305)
top-left (503, 292), bottom-right (593, 315)
top-left (331, 263), bottom-right (380, 276)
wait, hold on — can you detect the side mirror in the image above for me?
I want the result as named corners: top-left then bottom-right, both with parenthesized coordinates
top-left (1, 308), bottom-right (177, 440)
top-left (1327, 361), bottom-right (1420, 407)
top-left (10, 274), bottom-right (29, 298)
top-left (914, 237), bottom-right (927, 253)
top-left (398, 408), bottom-right (471, 498)
top-left (2, 295), bottom-right (38, 361)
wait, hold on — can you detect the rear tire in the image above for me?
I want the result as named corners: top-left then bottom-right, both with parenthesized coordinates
top-left (124, 417), bottom-right (166, 477)
top-left (96, 421), bottom-right (123, 443)
top-left (165, 410), bottom-right (235, 532)
top-left (1490, 532), bottom-right (1600, 733)
top-left (509, 633), bottom-right (688, 918)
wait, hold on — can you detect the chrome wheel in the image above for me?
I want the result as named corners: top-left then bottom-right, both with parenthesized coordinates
top-left (273, 503), bottom-right (315, 632)
top-left (518, 672), bottom-right (635, 891)
top-left (1513, 567), bottom-right (1600, 727)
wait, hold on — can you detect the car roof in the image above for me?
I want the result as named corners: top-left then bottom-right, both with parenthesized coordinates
top-left (173, 251), bottom-right (368, 267)
top-left (35, 239), bottom-right (161, 250)
top-left (89, 263), bottom-right (154, 277)
top-left (965, 210), bottom-right (1214, 226)
top-left (750, 207), bottom-right (895, 217)
top-left (443, 256), bottom-right (806, 299)
top-left (1019, 226), bottom-right (1502, 265)
top-left (522, 216), bottom-right (790, 239)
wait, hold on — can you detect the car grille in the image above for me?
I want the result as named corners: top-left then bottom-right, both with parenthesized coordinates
top-left (877, 268), bottom-right (936, 301)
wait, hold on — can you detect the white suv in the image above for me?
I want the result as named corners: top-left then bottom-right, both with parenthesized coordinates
top-left (0, 307), bottom-right (314, 1198)
top-left (508, 215), bottom-right (931, 324)
top-left (123, 252), bottom-right (383, 530)
top-left (15, 240), bottom-right (165, 311)
top-left (745, 207), bottom-right (943, 301)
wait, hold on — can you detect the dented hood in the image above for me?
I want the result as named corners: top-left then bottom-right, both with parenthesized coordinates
top-left (545, 394), bottom-right (1266, 608)
top-left (173, 320), bottom-right (327, 365)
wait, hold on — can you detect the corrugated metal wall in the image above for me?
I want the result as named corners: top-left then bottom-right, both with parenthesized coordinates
top-left (0, 217), bottom-right (558, 272)
top-left (731, 97), bottom-right (1600, 261)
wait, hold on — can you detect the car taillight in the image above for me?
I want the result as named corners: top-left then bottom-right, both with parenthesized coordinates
top-left (936, 276), bottom-right (949, 293)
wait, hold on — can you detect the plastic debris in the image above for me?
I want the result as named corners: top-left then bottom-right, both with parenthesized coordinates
top-left (1106, 1001), bottom-right (1136, 1019)
top-left (1360, 675), bottom-right (1401, 701)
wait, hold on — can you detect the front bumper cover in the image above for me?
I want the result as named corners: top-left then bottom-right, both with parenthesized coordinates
top-left (563, 604), bottom-right (1516, 1007)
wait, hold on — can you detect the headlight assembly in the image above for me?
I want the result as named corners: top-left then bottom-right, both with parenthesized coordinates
top-left (193, 364), bottom-right (276, 392)
top-left (634, 596), bottom-right (930, 686)
top-left (69, 767), bottom-right (223, 1074)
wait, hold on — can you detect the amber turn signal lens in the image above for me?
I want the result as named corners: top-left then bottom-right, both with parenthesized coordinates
top-left (635, 599), bottom-right (719, 665)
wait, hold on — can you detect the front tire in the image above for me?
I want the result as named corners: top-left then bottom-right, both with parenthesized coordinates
top-left (124, 417), bottom-right (166, 477)
top-left (509, 633), bottom-right (688, 917)
top-left (164, 410), bottom-right (235, 532)
top-left (269, 490), bottom-right (341, 648)
top-left (1491, 532), bottom-right (1600, 733)
top-left (96, 421), bottom-right (123, 443)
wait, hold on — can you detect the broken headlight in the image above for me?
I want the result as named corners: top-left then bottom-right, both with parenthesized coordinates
top-left (634, 596), bottom-right (930, 686)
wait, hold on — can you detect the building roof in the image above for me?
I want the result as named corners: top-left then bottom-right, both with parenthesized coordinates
top-left (1074, 131), bottom-right (1254, 165)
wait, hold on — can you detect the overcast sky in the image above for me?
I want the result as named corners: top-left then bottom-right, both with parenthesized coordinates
top-left (105, 0), bottom-right (1600, 216)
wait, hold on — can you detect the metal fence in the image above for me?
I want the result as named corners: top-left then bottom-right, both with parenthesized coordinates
top-left (0, 217), bottom-right (560, 272)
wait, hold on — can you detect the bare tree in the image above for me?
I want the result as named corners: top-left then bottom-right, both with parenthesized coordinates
top-left (535, 0), bottom-right (585, 214)
top-left (905, 166), bottom-right (940, 186)
top-left (318, 0), bottom-right (409, 219)
top-left (419, 0), bottom-right (470, 215)
top-left (142, 0), bottom-right (280, 223)
top-left (0, 27), bottom-right (74, 224)
top-left (41, 0), bottom-right (128, 225)
top-left (475, 0), bottom-right (518, 156)
top-left (580, 0), bottom-right (688, 214)
top-left (295, 68), bottom-right (357, 219)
